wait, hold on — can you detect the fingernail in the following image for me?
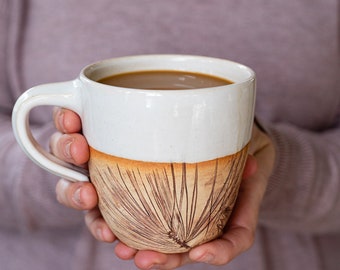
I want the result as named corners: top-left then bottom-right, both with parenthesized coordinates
top-left (63, 137), bottom-right (74, 159)
top-left (198, 253), bottom-right (214, 263)
top-left (72, 187), bottom-right (81, 206)
top-left (148, 265), bottom-right (161, 270)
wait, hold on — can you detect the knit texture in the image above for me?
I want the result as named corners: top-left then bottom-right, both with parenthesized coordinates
top-left (1, 0), bottom-right (339, 269)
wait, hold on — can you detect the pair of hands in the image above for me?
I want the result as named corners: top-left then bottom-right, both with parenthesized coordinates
top-left (51, 107), bottom-right (275, 270)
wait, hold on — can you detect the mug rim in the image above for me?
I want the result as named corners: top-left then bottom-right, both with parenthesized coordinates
top-left (80, 54), bottom-right (256, 93)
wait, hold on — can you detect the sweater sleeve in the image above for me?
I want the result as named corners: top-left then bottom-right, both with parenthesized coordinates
top-left (0, 0), bottom-right (83, 232)
top-left (0, 112), bottom-right (84, 231)
top-left (259, 116), bottom-right (340, 234)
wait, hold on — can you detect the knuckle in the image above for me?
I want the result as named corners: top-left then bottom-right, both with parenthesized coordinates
top-left (49, 132), bottom-right (62, 155)
top-left (55, 179), bottom-right (71, 206)
top-left (51, 133), bottom-right (75, 162)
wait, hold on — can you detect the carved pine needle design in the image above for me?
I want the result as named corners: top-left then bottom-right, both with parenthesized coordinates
top-left (89, 146), bottom-right (248, 253)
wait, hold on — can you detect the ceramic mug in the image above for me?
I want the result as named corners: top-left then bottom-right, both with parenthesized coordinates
top-left (12, 55), bottom-right (256, 253)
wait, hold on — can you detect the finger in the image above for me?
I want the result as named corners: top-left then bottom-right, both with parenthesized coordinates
top-left (242, 154), bottom-right (257, 179)
top-left (190, 168), bottom-right (261, 265)
top-left (189, 198), bottom-right (256, 265)
top-left (189, 224), bottom-right (254, 265)
top-left (114, 242), bottom-right (138, 260)
top-left (133, 250), bottom-right (191, 270)
top-left (49, 132), bottom-right (89, 165)
top-left (55, 178), bottom-right (98, 210)
top-left (53, 107), bottom-right (82, 133)
top-left (85, 208), bottom-right (117, 243)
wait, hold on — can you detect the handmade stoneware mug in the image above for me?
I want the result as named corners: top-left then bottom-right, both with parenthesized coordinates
top-left (12, 55), bottom-right (256, 253)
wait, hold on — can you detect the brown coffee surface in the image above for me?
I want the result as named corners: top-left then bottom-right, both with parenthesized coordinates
top-left (97, 70), bottom-right (233, 90)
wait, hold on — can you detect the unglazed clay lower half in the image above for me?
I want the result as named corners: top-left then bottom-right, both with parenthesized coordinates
top-left (89, 145), bottom-right (248, 253)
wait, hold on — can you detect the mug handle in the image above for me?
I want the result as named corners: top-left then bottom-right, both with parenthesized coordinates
top-left (11, 80), bottom-right (89, 182)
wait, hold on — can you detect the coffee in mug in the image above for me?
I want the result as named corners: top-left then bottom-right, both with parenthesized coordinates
top-left (12, 55), bottom-right (256, 253)
top-left (97, 70), bottom-right (233, 90)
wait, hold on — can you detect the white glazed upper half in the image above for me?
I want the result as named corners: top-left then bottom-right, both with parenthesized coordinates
top-left (79, 55), bottom-right (256, 163)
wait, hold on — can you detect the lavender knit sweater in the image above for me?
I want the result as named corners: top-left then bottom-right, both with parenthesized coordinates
top-left (1, 0), bottom-right (339, 269)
